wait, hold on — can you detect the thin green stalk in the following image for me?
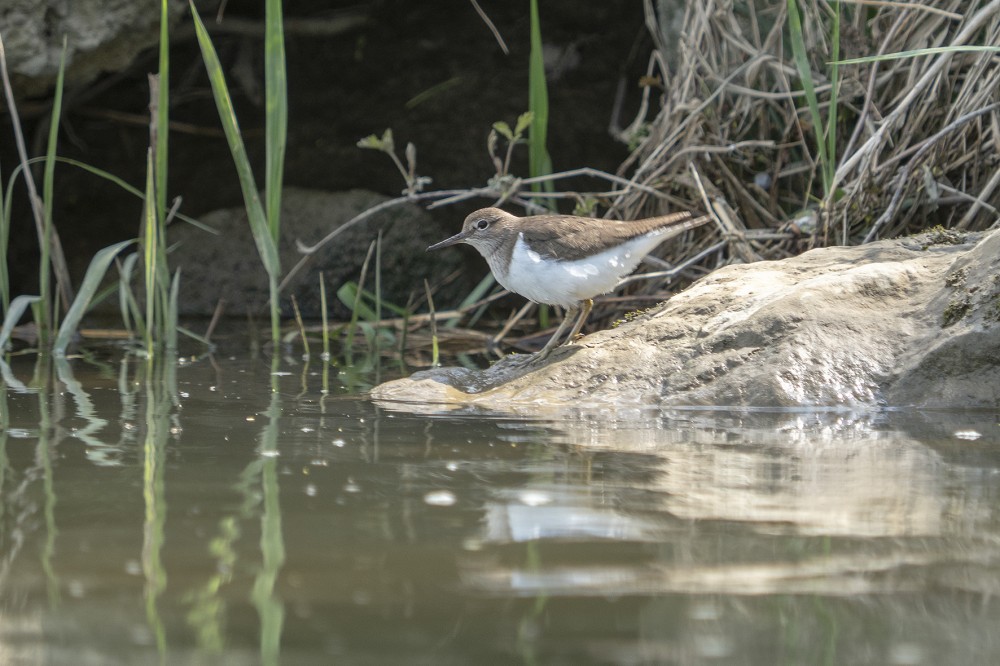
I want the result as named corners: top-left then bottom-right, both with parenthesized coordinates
top-left (53, 239), bottom-right (135, 356)
top-left (291, 295), bottom-right (309, 358)
top-left (374, 231), bottom-right (383, 359)
top-left (787, 0), bottom-right (832, 196)
top-left (424, 279), bottom-right (439, 367)
top-left (167, 268), bottom-right (180, 353)
top-left (156, 0), bottom-right (170, 223)
top-left (833, 45), bottom-right (1000, 66)
top-left (117, 253), bottom-right (149, 343)
top-left (319, 272), bottom-right (332, 393)
top-left (143, 150), bottom-right (157, 355)
top-left (264, 0), bottom-right (287, 245)
top-left (0, 295), bottom-right (40, 351)
top-left (190, 2), bottom-right (282, 346)
top-left (6, 156), bottom-right (212, 232)
top-left (0, 155), bottom-right (6, 312)
top-left (345, 241), bottom-right (376, 365)
top-left (151, 4), bottom-right (174, 348)
top-left (265, 0), bottom-right (288, 350)
top-left (319, 272), bottom-right (330, 360)
top-left (0, 34), bottom-right (71, 345)
top-left (41, 38), bottom-right (70, 344)
top-left (828, 1), bottom-right (842, 241)
top-left (827, 1), bottom-right (840, 201)
top-left (527, 0), bottom-right (553, 204)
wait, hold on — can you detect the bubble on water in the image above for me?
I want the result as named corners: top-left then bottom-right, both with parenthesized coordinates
top-left (424, 490), bottom-right (457, 506)
top-left (344, 480), bottom-right (361, 493)
top-left (445, 462), bottom-right (459, 471)
top-left (124, 560), bottom-right (142, 576)
top-left (260, 449), bottom-right (280, 458)
top-left (332, 438), bottom-right (346, 447)
top-left (954, 430), bottom-right (982, 440)
top-left (301, 427), bottom-right (315, 433)
top-left (305, 484), bottom-right (318, 497)
top-left (68, 580), bottom-right (85, 598)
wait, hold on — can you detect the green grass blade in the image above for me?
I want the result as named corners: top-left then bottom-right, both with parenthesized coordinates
top-left (189, 2), bottom-right (279, 282)
top-left (827, 1), bottom-right (840, 198)
top-left (166, 268), bottom-right (180, 352)
top-left (374, 232), bottom-right (383, 355)
top-left (118, 253), bottom-right (140, 339)
top-left (156, 0), bottom-right (170, 222)
top-left (39, 37), bottom-right (69, 344)
top-left (177, 326), bottom-right (211, 346)
top-left (52, 157), bottom-right (213, 233)
top-left (319, 272), bottom-right (330, 362)
top-left (786, 0), bottom-right (831, 195)
top-left (264, 0), bottom-right (287, 244)
top-left (0, 294), bottom-right (40, 351)
top-left (335, 282), bottom-right (408, 319)
top-left (424, 279), bottom-right (439, 367)
top-left (143, 149), bottom-right (157, 352)
top-left (445, 273), bottom-right (495, 329)
top-left (832, 45), bottom-right (1000, 66)
top-left (0, 158), bottom-right (8, 312)
top-left (528, 0), bottom-right (553, 200)
top-left (336, 283), bottom-right (377, 321)
top-left (53, 239), bottom-right (135, 356)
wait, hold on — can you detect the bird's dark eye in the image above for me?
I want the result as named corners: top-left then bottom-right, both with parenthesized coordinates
top-left (475, 218), bottom-right (490, 230)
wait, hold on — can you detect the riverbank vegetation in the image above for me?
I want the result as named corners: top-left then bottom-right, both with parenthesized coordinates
top-left (1, 1), bottom-right (997, 368)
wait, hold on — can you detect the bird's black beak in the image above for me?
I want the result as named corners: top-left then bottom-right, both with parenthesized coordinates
top-left (427, 231), bottom-right (468, 251)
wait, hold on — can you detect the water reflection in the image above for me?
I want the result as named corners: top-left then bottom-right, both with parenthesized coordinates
top-left (0, 351), bottom-right (998, 664)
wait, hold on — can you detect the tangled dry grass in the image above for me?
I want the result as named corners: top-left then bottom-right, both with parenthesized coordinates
top-left (617, 0), bottom-right (1000, 264)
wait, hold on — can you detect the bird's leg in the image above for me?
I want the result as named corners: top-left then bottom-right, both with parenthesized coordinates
top-left (566, 298), bottom-right (593, 342)
top-left (534, 304), bottom-right (578, 361)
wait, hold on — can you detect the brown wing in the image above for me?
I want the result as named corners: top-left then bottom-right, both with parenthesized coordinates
top-left (519, 211), bottom-right (704, 260)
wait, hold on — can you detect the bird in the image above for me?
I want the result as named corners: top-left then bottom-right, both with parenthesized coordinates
top-left (427, 207), bottom-right (709, 360)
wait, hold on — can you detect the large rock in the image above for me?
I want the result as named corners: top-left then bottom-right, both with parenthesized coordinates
top-left (170, 188), bottom-right (462, 319)
top-left (373, 228), bottom-right (1000, 410)
top-left (1, 0), bottom-right (184, 95)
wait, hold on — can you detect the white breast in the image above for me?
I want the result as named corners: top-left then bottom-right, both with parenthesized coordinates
top-left (489, 231), bottom-right (669, 309)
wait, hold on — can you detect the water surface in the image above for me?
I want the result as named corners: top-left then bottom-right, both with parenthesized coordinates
top-left (1, 351), bottom-right (999, 664)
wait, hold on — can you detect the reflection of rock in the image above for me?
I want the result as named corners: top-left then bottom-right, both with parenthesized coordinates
top-left (585, 419), bottom-right (951, 538)
top-left (460, 412), bottom-right (1000, 602)
top-left (170, 188), bottom-right (462, 318)
top-left (374, 230), bottom-right (1000, 409)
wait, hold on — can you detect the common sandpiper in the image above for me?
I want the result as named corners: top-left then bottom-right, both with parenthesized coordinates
top-left (428, 207), bottom-right (709, 360)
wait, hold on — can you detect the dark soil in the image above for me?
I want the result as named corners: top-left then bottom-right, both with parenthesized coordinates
top-left (3, 0), bottom-right (648, 307)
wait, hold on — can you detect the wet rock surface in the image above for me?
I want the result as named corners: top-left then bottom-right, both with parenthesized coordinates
top-left (373, 229), bottom-right (1000, 410)
top-left (1, 0), bottom-right (183, 94)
